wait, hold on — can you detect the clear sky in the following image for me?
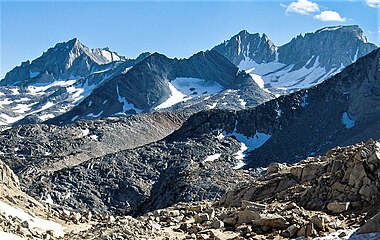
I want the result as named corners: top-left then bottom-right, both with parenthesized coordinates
top-left (1, 0), bottom-right (379, 78)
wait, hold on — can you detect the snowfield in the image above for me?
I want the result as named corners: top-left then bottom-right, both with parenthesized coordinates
top-left (155, 77), bottom-right (224, 110)
top-left (239, 56), bottom-right (344, 92)
top-left (0, 200), bottom-right (65, 237)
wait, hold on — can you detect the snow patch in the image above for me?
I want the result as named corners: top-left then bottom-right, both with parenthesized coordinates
top-left (42, 194), bottom-right (54, 205)
top-left (0, 232), bottom-right (25, 240)
top-left (206, 102), bottom-right (218, 109)
top-left (0, 113), bottom-right (24, 124)
top-left (0, 98), bottom-right (12, 105)
top-left (28, 80), bottom-right (76, 95)
top-left (342, 112), bottom-right (355, 129)
top-left (249, 73), bottom-right (265, 89)
top-left (87, 111), bottom-right (103, 118)
top-left (233, 142), bottom-right (249, 169)
top-left (116, 85), bottom-right (142, 113)
top-left (222, 121), bottom-right (272, 156)
top-left (71, 115), bottom-right (79, 122)
top-left (318, 26), bottom-right (342, 32)
top-left (203, 154), bottom-right (221, 163)
top-left (39, 113), bottom-right (55, 121)
top-left (81, 128), bottom-right (90, 136)
top-left (12, 103), bottom-right (32, 114)
top-left (29, 70), bottom-right (40, 78)
top-left (32, 102), bottom-right (55, 114)
top-left (89, 134), bottom-right (99, 141)
top-left (0, 200), bottom-right (64, 237)
top-left (155, 77), bottom-right (224, 110)
top-left (276, 109), bottom-right (282, 118)
top-left (239, 56), bottom-right (339, 92)
top-left (315, 228), bottom-right (380, 240)
top-left (238, 98), bottom-right (247, 107)
top-left (155, 81), bottom-right (188, 110)
top-left (10, 88), bottom-right (19, 95)
top-left (300, 93), bottom-right (309, 107)
top-left (352, 47), bottom-right (359, 63)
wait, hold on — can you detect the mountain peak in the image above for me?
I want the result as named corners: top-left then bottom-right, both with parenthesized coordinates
top-left (314, 25), bottom-right (368, 43)
top-left (237, 29), bottom-right (250, 36)
top-left (212, 30), bottom-right (277, 66)
top-left (56, 37), bottom-right (82, 50)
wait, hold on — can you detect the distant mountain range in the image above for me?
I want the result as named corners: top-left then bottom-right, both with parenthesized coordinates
top-left (0, 25), bottom-right (377, 128)
top-left (1, 45), bottom-right (379, 217)
top-left (170, 47), bottom-right (380, 168)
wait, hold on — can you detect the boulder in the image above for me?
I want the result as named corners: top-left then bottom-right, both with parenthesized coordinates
top-left (287, 224), bottom-right (298, 237)
top-left (205, 208), bottom-right (215, 220)
top-left (311, 214), bottom-right (330, 230)
top-left (267, 163), bottom-right (284, 174)
top-left (223, 217), bottom-right (237, 226)
top-left (358, 211), bottom-right (380, 234)
top-left (327, 202), bottom-right (350, 213)
top-left (210, 219), bottom-right (224, 229)
top-left (368, 150), bottom-right (380, 164)
top-left (290, 166), bottom-right (303, 179)
top-left (359, 184), bottom-right (379, 201)
top-left (305, 223), bottom-right (317, 237)
top-left (238, 210), bottom-right (260, 224)
top-left (194, 213), bottom-right (210, 223)
top-left (254, 214), bottom-right (288, 229)
top-left (348, 163), bottom-right (367, 189)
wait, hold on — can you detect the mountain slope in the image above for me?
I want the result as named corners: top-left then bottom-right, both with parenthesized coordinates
top-left (50, 50), bottom-right (273, 124)
top-left (213, 25), bottom-right (377, 94)
top-left (169, 47), bottom-right (380, 168)
top-left (0, 39), bottom-right (150, 128)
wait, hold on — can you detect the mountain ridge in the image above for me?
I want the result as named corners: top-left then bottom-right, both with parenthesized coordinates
top-left (49, 49), bottom-right (273, 124)
top-left (213, 25), bottom-right (377, 94)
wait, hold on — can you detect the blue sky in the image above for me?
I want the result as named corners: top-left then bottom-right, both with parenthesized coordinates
top-left (1, 0), bottom-right (379, 78)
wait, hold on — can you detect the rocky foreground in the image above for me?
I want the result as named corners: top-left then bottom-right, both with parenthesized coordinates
top-left (2, 139), bottom-right (380, 239)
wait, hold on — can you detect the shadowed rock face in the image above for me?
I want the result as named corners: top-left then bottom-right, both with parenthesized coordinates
top-left (169, 48), bottom-right (380, 167)
top-left (278, 25), bottom-right (376, 70)
top-left (50, 50), bottom-right (273, 124)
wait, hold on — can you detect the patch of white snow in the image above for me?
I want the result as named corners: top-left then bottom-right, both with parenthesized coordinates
top-left (116, 85), bottom-right (142, 113)
top-left (342, 112), bottom-right (355, 129)
top-left (81, 128), bottom-right (90, 136)
top-left (29, 70), bottom-right (40, 78)
top-left (250, 73), bottom-right (265, 89)
top-left (203, 154), bottom-right (221, 163)
top-left (0, 200), bottom-right (64, 237)
top-left (87, 111), bottom-right (103, 118)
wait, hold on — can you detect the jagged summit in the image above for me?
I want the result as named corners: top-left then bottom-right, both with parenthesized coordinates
top-left (0, 38), bottom-right (127, 86)
top-left (213, 25), bottom-right (377, 94)
top-left (213, 30), bottom-right (277, 66)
